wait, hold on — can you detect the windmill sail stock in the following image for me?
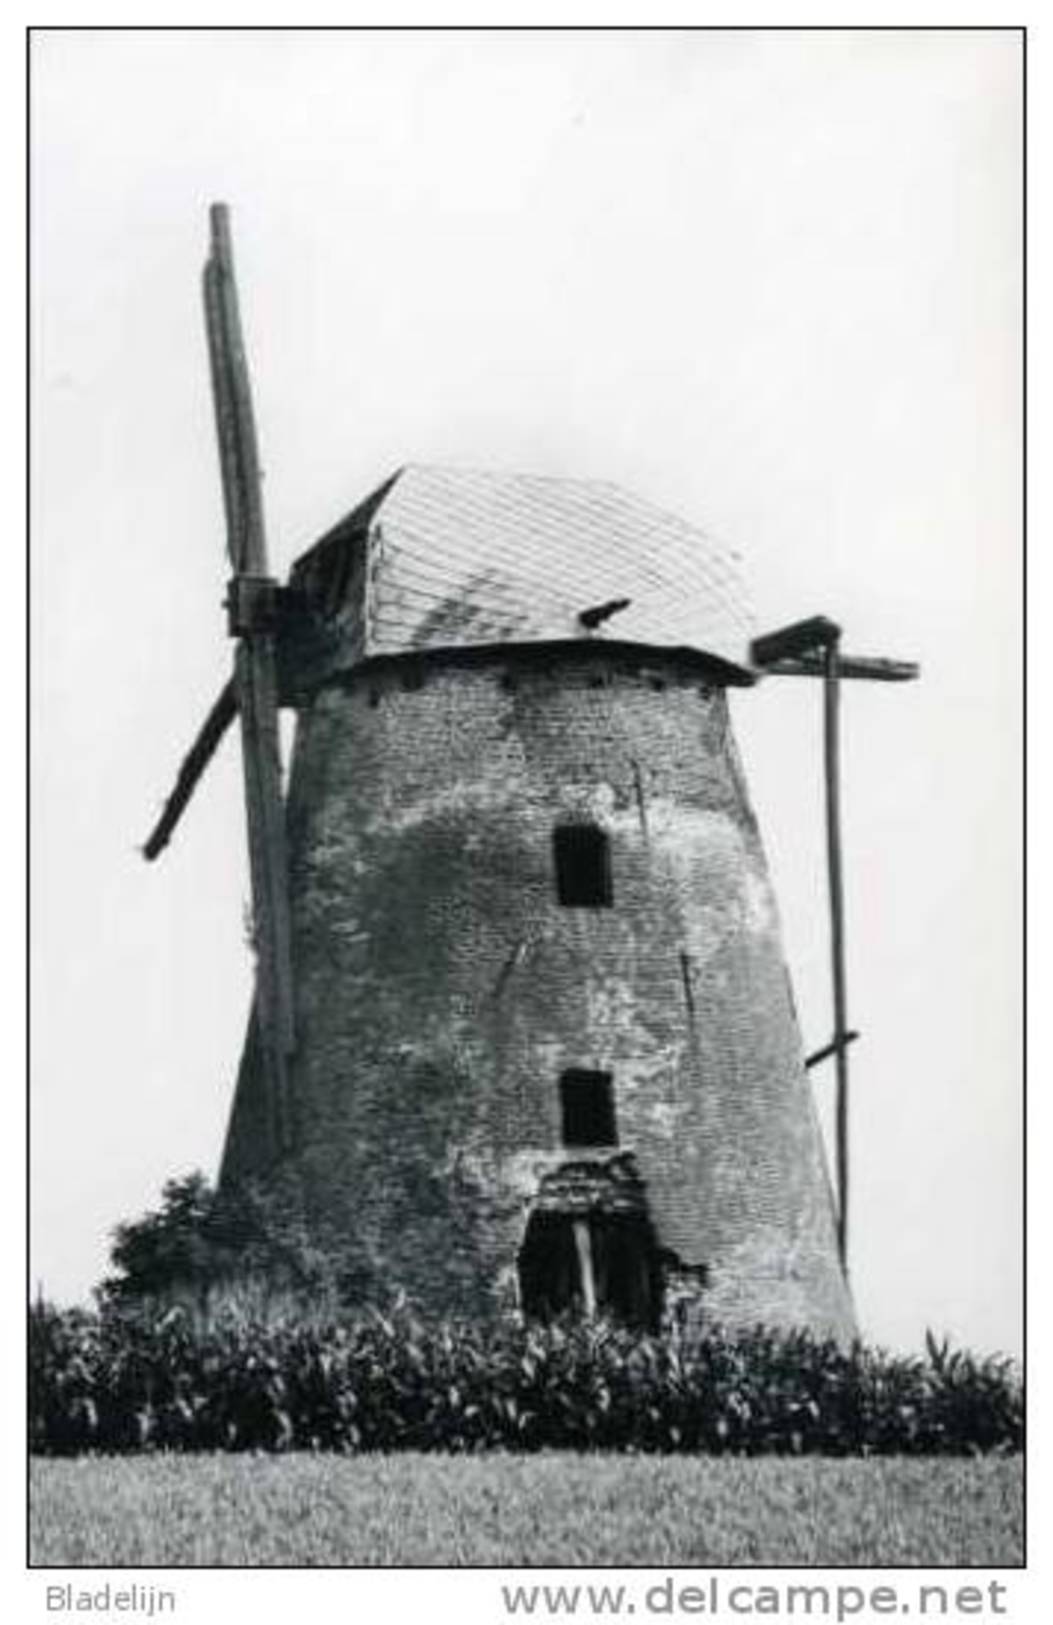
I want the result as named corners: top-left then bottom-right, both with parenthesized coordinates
top-left (145, 204), bottom-right (295, 1150)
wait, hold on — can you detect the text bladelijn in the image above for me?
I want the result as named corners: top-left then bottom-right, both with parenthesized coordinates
top-left (46, 1586), bottom-right (175, 1615)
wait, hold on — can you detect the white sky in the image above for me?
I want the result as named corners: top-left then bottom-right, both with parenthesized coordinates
top-left (29, 28), bottom-right (1022, 1355)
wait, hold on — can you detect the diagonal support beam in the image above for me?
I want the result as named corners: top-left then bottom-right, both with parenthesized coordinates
top-left (805, 1030), bottom-right (860, 1070)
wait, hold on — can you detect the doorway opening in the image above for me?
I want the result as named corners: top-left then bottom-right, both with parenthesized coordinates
top-left (517, 1156), bottom-right (661, 1331)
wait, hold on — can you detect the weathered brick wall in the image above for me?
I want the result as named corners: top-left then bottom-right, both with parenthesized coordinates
top-left (222, 646), bottom-right (855, 1341)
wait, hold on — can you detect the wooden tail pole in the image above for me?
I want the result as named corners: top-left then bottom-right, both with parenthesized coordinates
top-left (752, 614), bottom-right (919, 1278)
top-left (823, 632), bottom-right (850, 1275)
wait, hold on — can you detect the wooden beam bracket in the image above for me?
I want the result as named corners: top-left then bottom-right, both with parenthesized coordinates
top-left (226, 574), bottom-right (281, 638)
top-left (761, 654), bottom-right (919, 683)
top-left (751, 616), bottom-right (842, 667)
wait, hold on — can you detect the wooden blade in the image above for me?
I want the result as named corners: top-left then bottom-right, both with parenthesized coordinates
top-left (235, 636), bottom-right (295, 1060)
top-left (202, 203), bottom-right (295, 1145)
top-left (143, 679), bottom-right (238, 861)
top-left (203, 260), bottom-right (245, 573)
top-left (203, 203), bottom-right (269, 577)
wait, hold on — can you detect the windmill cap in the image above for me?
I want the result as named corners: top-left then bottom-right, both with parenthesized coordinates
top-left (289, 463), bottom-right (756, 677)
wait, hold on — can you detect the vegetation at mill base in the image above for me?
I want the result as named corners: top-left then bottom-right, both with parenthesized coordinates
top-left (30, 1453), bottom-right (1023, 1566)
top-left (30, 1296), bottom-right (1022, 1458)
top-left (35, 1170), bottom-right (1021, 1464)
top-left (93, 1171), bottom-right (339, 1310)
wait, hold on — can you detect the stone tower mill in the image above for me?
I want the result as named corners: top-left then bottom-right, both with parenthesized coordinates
top-left (146, 207), bottom-right (916, 1341)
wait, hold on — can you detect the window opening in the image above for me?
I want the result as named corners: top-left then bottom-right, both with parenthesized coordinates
top-left (560, 1069), bottom-right (617, 1148)
top-left (553, 823), bottom-right (612, 906)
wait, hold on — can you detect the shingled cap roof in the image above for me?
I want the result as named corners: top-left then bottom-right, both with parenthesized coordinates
top-left (289, 464), bottom-right (756, 677)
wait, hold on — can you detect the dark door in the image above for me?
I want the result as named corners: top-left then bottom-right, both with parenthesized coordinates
top-left (518, 1208), bottom-right (660, 1330)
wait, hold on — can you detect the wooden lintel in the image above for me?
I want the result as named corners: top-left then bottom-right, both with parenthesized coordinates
top-left (761, 654), bottom-right (919, 683)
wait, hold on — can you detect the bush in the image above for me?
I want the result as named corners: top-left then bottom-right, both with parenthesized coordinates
top-left (28, 1300), bottom-right (1023, 1458)
top-left (96, 1172), bottom-right (344, 1313)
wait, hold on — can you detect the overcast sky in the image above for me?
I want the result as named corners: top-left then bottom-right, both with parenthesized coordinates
top-left (30, 28), bottom-right (1021, 1354)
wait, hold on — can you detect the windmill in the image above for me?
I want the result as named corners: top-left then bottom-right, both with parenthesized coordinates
top-left (145, 207), bottom-right (917, 1332)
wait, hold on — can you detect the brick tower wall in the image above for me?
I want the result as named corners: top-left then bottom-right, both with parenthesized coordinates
top-left (222, 645), bottom-right (855, 1342)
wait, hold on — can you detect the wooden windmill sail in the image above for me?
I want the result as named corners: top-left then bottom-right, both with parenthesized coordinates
top-left (145, 204), bottom-right (294, 1149)
top-left (145, 206), bottom-right (917, 1326)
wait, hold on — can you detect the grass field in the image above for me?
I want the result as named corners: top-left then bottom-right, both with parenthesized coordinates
top-left (30, 1454), bottom-right (1022, 1567)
